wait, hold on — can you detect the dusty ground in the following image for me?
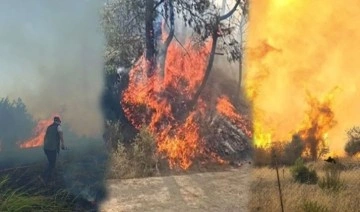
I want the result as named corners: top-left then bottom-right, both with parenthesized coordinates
top-left (99, 164), bottom-right (251, 212)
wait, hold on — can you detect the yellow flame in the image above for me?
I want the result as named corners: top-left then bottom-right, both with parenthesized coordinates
top-left (245, 0), bottom-right (360, 155)
top-left (271, 0), bottom-right (296, 8)
top-left (253, 120), bottom-right (272, 148)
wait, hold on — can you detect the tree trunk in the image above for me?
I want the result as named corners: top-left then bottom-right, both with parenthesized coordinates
top-left (237, 11), bottom-right (247, 100)
top-left (190, 0), bottom-right (241, 108)
top-left (189, 23), bottom-right (219, 109)
top-left (145, 0), bottom-right (156, 76)
top-left (238, 52), bottom-right (242, 97)
top-left (160, 0), bottom-right (175, 78)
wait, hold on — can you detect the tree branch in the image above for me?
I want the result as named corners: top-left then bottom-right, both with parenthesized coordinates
top-left (157, 10), bottom-right (190, 57)
top-left (122, 0), bottom-right (165, 31)
top-left (154, 0), bottom-right (165, 10)
top-left (163, 0), bottom-right (175, 49)
top-left (189, 20), bottom-right (220, 109)
top-left (219, 0), bottom-right (241, 21)
top-left (145, 0), bottom-right (156, 76)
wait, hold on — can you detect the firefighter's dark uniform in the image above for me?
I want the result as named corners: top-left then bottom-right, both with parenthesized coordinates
top-left (42, 121), bottom-right (61, 184)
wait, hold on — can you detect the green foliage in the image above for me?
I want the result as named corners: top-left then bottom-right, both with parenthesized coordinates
top-left (101, 0), bottom-right (145, 70)
top-left (0, 97), bottom-right (35, 151)
top-left (0, 176), bottom-right (71, 211)
top-left (301, 200), bottom-right (329, 212)
top-left (283, 134), bottom-right (305, 165)
top-left (344, 126), bottom-right (360, 156)
top-left (290, 158), bottom-right (318, 184)
top-left (318, 164), bottom-right (344, 191)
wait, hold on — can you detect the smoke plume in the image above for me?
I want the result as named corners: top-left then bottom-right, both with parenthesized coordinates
top-left (0, 0), bottom-right (105, 136)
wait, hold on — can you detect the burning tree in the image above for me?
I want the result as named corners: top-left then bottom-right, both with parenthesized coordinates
top-left (298, 92), bottom-right (337, 161)
top-left (102, 0), bottom-right (252, 170)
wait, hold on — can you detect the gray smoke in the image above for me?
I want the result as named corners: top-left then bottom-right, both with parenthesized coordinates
top-left (0, 0), bottom-right (105, 136)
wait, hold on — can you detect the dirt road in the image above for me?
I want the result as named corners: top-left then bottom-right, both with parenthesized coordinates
top-left (99, 164), bottom-right (250, 212)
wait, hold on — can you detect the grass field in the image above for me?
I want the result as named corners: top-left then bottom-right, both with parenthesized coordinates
top-left (249, 158), bottom-right (360, 212)
top-left (249, 159), bottom-right (360, 212)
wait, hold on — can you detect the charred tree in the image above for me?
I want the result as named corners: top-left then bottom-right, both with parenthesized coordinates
top-left (145, 0), bottom-right (156, 76)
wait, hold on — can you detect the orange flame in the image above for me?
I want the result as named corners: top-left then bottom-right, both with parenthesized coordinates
top-left (122, 39), bottom-right (212, 169)
top-left (216, 96), bottom-right (252, 138)
top-left (121, 32), bottom-right (250, 169)
top-left (19, 116), bottom-right (55, 149)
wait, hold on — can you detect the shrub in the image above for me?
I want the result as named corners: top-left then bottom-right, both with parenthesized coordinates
top-left (318, 163), bottom-right (344, 191)
top-left (0, 97), bottom-right (35, 151)
top-left (108, 126), bottom-right (158, 179)
top-left (301, 200), bottom-right (329, 212)
top-left (283, 134), bottom-right (305, 165)
top-left (253, 147), bottom-right (272, 166)
top-left (344, 127), bottom-right (360, 157)
top-left (270, 142), bottom-right (285, 167)
top-left (108, 143), bottom-right (132, 178)
top-left (103, 120), bottom-right (125, 150)
top-left (345, 140), bottom-right (360, 157)
top-left (290, 158), bottom-right (318, 184)
top-left (131, 127), bottom-right (158, 177)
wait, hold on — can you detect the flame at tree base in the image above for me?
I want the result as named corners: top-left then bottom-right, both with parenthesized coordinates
top-left (121, 39), bottom-right (252, 170)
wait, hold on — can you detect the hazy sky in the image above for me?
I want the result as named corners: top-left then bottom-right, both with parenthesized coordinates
top-left (0, 0), bottom-right (106, 136)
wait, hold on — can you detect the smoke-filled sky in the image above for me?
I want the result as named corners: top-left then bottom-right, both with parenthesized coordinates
top-left (0, 0), bottom-right (105, 136)
top-left (245, 0), bottom-right (360, 154)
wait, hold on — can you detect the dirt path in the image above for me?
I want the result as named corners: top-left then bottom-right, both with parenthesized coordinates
top-left (99, 164), bottom-right (250, 212)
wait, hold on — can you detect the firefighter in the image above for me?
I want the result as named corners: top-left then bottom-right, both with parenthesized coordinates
top-left (39, 116), bottom-right (66, 185)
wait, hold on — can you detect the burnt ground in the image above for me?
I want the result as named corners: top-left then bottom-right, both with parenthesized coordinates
top-left (0, 142), bottom-right (108, 212)
top-left (99, 163), bottom-right (251, 212)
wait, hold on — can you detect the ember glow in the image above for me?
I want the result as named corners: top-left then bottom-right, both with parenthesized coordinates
top-left (122, 36), bottom-right (251, 169)
top-left (245, 0), bottom-right (360, 155)
top-left (19, 116), bottom-right (55, 149)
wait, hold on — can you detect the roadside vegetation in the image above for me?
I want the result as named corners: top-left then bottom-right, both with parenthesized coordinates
top-left (249, 130), bottom-right (360, 212)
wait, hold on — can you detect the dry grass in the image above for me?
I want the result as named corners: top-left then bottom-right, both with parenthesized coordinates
top-left (107, 127), bottom-right (159, 179)
top-left (249, 158), bottom-right (360, 212)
